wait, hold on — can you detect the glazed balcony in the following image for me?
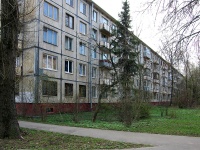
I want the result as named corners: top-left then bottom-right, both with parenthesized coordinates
top-left (100, 78), bottom-right (112, 85)
top-left (100, 23), bottom-right (111, 36)
top-left (100, 41), bottom-right (110, 51)
top-left (143, 51), bottom-right (151, 59)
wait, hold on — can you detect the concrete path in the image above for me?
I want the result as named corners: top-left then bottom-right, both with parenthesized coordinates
top-left (19, 121), bottom-right (200, 150)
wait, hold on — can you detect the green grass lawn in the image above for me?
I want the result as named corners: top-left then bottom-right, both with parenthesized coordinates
top-left (0, 128), bottom-right (144, 150)
top-left (19, 106), bottom-right (200, 137)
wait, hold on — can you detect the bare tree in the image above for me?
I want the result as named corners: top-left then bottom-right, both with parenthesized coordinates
top-left (0, 0), bottom-right (21, 139)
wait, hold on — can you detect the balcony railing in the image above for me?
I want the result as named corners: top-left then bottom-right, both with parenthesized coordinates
top-left (100, 23), bottom-right (111, 36)
top-left (153, 79), bottom-right (160, 84)
top-left (99, 60), bottom-right (112, 69)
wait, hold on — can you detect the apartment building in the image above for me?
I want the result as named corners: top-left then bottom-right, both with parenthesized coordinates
top-left (15, 0), bottom-right (182, 115)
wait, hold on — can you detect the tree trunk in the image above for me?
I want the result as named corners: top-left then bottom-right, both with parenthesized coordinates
top-left (0, 0), bottom-right (21, 139)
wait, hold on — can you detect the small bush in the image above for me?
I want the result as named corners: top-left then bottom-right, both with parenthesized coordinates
top-left (133, 102), bottom-right (151, 120)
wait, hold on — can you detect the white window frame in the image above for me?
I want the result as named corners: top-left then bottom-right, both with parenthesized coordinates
top-left (80, 1), bottom-right (86, 15)
top-left (80, 22), bottom-right (86, 35)
top-left (92, 86), bottom-right (97, 98)
top-left (79, 63), bottom-right (86, 76)
top-left (66, 0), bottom-right (73, 7)
top-left (92, 10), bottom-right (97, 22)
top-left (65, 36), bottom-right (73, 50)
top-left (43, 54), bottom-right (57, 70)
top-left (79, 42), bottom-right (86, 55)
top-left (92, 67), bottom-right (97, 78)
top-left (44, 1), bottom-right (58, 21)
top-left (65, 60), bottom-right (73, 73)
top-left (43, 27), bottom-right (57, 45)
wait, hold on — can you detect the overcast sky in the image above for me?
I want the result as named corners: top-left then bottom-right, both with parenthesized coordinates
top-left (93, 0), bottom-right (162, 52)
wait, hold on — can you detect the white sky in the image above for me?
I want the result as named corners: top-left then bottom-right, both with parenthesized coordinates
top-left (93, 0), bottom-right (162, 52)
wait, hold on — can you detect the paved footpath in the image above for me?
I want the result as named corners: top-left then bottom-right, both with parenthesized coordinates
top-left (19, 121), bottom-right (200, 150)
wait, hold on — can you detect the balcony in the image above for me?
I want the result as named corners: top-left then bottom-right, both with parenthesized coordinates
top-left (162, 65), bottom-right (168, 70)
top-left (100, 41), bottom-right (110, 51)
top-left (153, 79), bottom-right (160, 84)
top-left (153, 59), bottom-right (159, 64)
top-left (100, 23), bottom-right (111, 36)
top-left (99, 60), bottom-right (112, 69)
top-left (153, 88), bottom-right (159, 93)
top-left (153, 68), bottom-right (160, 74)
top-left (143, 51), bottom-right (151, 59)
top-left (144, 63), bottom-right (151, 69)
top-left (144, 76), bottom-right (152, 81)
top-left (144, 86), bottom-right (151, 91)
top-left (100, 78), bottom-right (112, 85)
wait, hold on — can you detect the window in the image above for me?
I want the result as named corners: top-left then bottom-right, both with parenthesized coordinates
top-left (16, 56), bottom-right (20, 67)
top-left (80, 1), bottom-right (86, 15)
top-left (102, 17), bottom-right (108, 24)
top-left (79, 63), bottom-right (86, 76)
top-left (42, 80), bottom-right (57, 96)
top-left (92, 29), bottom-right (97, 40)
top-left (79, 85), bottom-right (86, 97)
top-left (43, 27), bottom-right (57, 45)
top-left (92, 10), bottom-right (97, 22)
top-left (102, 34), bottom-right (108, 42)
top-left (102, 52), bottom-right (108, 60)
top-left (66, 13), bottom-right (74, 29)
top-left (92, 48), bottom-right (97, 59)
top-left (66, 0), bottom-right (73, 7)
top-left (65, 36), bottom-right (73, 50)
top-left (65, 83), bottom-right (73, 96)
top-left (92, 67), bottom-right (97, 78)
top-left (43, 54), bottom-right (57, 70)
top-left (92, 86), bottom-right (97, 98)
top-left (44, 1), bottom-right (58, 21)
top-left (65, 60), bottom-right (73, 73)
top-left (80, 22), bottom-right (86, 35)
top-left (79, 42), bottom-right (86, 55)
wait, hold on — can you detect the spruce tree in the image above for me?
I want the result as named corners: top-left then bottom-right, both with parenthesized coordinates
top-left (112, 0), bottom-right (139, 126)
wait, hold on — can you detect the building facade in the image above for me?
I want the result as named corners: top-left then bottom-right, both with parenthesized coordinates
top-left (15, 0), bottom-right (182, 115)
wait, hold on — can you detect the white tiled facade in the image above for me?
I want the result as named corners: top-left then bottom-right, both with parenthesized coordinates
top-left (15, 0), bottom-right (182, 107)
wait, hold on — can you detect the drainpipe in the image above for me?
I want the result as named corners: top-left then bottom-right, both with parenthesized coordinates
top-left (35, 0), bottom-right (41, 103)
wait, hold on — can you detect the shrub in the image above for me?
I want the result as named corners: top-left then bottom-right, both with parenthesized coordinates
top-left (133, 102), bottom-right (151, 120)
